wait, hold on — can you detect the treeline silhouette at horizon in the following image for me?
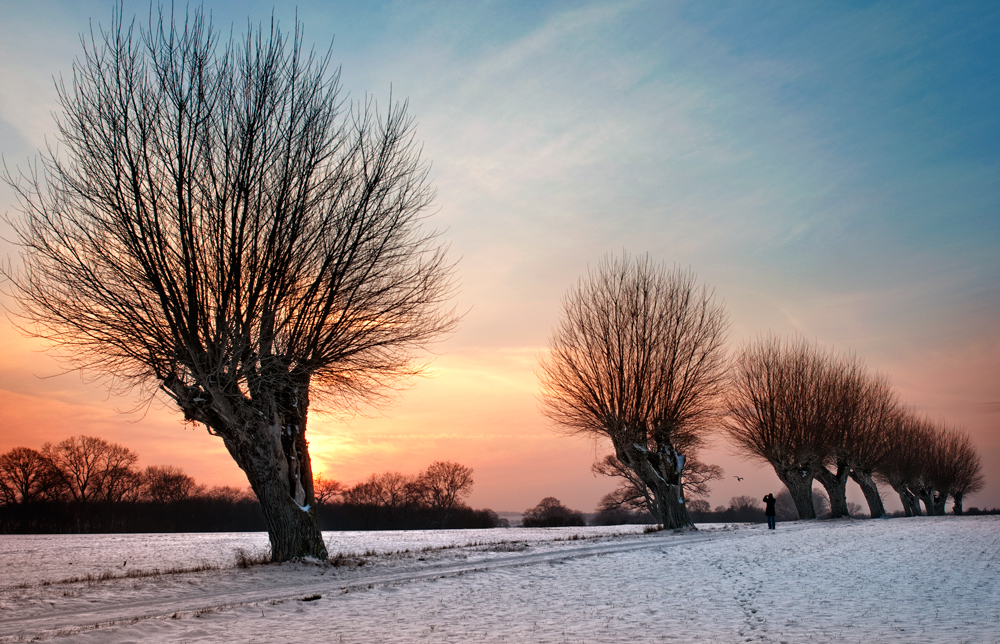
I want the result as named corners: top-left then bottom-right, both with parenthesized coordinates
top-left (4, 435), bottom-right (996, 535)
top-left (0, 435), bottom-right (505, 533)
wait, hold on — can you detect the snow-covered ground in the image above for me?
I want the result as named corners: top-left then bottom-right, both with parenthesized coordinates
top-left (0, 525), bottom-right (648, 588)
top-left (1, 516), bottom-right (997, 643)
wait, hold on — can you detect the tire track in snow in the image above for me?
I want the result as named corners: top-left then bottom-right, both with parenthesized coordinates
top-left (1, 527), bottom-right (773, 640)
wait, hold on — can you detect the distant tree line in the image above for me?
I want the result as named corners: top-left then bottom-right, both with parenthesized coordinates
top-left (521, 497), bottom-right (587, 527)
top-left (317, 461), bottom-right (502, 530)
top-left (0, 436), bottom-right (499, 533)
top-left (0, 436), bottom-right (266, 533)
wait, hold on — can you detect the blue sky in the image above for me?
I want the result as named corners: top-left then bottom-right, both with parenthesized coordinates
top-left (1, 1), bottom-right (998, 511)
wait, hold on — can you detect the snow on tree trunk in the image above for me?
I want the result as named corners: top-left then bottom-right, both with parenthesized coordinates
top-left (218, 417), bottom-right (327, 561)
top-left (617, 441), bottom-right (691, 530)
top-left (774, 465), bottom-right (816, 520)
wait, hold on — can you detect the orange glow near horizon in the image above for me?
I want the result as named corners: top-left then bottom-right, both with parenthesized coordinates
top-left (3, 312), bottom-right (998, 515)
top-left (0, 323), bottom-right (620, 512)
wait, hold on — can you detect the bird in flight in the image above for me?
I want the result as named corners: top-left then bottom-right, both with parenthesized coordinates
top-left (733, 476), bottom-right (744, 481)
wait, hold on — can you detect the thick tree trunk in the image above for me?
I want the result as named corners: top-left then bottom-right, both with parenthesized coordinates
top-left (952, 493), bottom-right (964, 515)
top-left (250, 471), bottom-right (327, 561)
top-left (916, 489), bottom-right (938, 516)
top-left (931, 491), bottom-right (948, 516)
top-left (849, 469), bottom-right (885, 518)
top-left (617, 441), bottom-right (691, 530)
top-left (657, 479), bottom-right (692, 529)
top-left (773, 464), bottom-right (816, 520)
top-left (169, 376), bottom-right (327, 562)
top-left (898, 489), bottom-right (921, 517)
top-left (815, 462), bottom-right (850, 519)
top-left (219, 418), bottom-right (327, 561)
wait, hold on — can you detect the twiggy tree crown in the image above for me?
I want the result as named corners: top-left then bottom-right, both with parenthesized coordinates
top-left (3, 5), bottom-right (457, 416)
top-left (538, 253), bottom-right (728, 451)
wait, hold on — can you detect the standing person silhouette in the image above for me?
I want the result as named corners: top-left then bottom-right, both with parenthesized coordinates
top-left (763, 493), bottom-right (777, 529)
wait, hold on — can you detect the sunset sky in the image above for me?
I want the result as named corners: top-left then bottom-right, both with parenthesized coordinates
top-left (1, 1), bottom-right (998, 514)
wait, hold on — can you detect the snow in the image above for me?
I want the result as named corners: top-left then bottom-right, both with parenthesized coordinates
top-left (0, 526), bottom-right (648, 588)
top-left (1, 517), bottom-right (997, 643)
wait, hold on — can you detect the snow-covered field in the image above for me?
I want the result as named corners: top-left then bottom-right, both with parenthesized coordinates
top-left (0, 525), bottom-right (648, 589)
top-left (1, 516), bottom-right (997, 643)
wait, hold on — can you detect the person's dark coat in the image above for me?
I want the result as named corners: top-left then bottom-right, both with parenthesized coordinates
top-left (763, 494), bottom-right (776, 517)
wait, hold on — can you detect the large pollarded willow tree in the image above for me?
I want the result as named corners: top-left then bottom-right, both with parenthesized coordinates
top-left (538, 254), bottom-right (729, 529)
top-left (724, 335), bottom-right (832, 520)
top-left (3, 6), bottom-right (456, 560)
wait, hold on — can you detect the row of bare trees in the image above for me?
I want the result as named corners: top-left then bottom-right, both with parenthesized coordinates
top-left (724, 336), bottom-right (985, 519)
top-left (0, 436), bottom-right (244, 506)
top-left (876, 414), bottom-right (984, 517)
top-left (539, 254), bottom-right (985, 528)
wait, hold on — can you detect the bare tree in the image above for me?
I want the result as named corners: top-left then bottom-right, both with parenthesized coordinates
top-left (686, 499), bottom-right (711, 514)
top-left (100, 442), bottom-right (144, 503)
top-left (814, 357), bottom-right (899, 519)
top-left (925, 426), bottom-right (983, 515)
top-left (876, 410), bottom-right (934, 517)
top-left (41, 436), bottom-right (140, 504)
top-left (724, 335), bottom-right (833, 520)
top-left (841, 372), bottom-right (898, 519)
top-left (812, 354), bottom-right (866, 519)
top-left (312, 473), bottom-right (345, 505)
top-left (538, 254), bottom-right (728, 529)
top-left (0, 447), bottom-right (63, 505)
top-left (140, 465), bottom-right (202, 503)
top-left (948, 432), bottom-right (985, 515)
top-left (3, 6), bottom-right (456, 559)
top-left (418, 461), bottom-right (474, 515)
